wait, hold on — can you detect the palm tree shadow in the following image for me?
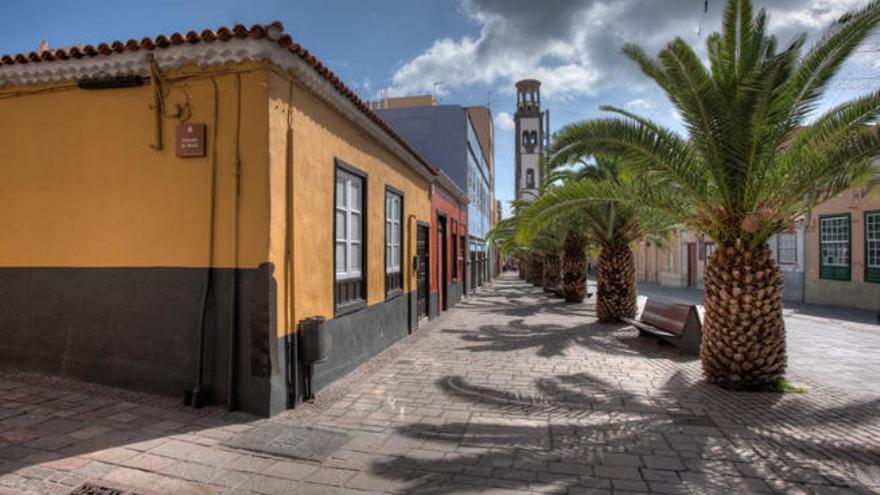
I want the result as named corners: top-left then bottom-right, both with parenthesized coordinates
top-left (442, 318), bottom-right (699, 361)
top-left (368, 372), bottom-right (880, 494)
top-left (457, 285), bottom-right (595, 319)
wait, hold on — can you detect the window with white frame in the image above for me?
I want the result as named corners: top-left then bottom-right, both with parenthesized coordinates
top-left (819, 214), bottom-right (850, 281)
top-left (866, 211), bottom-right (880, 283)
top-left (385, 190), bottom-right (403, 294)
top-left (776, 232), bottom-right (797, 265)
top-left (335, 168), bottom-right (363, 282)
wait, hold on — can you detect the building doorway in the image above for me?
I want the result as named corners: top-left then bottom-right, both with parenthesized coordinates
top-left (460, 236), bottom-right (467, 296)
top-left (416, 224), bottom-right (430, 320)
top-left (687, 243), bottom-right (697, 288)
top-left (438, 214), bottom-right (448, 311)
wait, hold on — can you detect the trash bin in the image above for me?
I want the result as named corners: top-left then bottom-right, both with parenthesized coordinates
top-left (299, 316), bottom-right (329, 363)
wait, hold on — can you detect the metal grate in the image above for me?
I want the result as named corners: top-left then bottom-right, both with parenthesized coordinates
top-left (225, 424), bottom-right (349, 462)
top-left (69, 483), bottom-right (138, 495)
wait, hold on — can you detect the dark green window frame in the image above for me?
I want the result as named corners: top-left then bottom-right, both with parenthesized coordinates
top-left (866, 210), bottom-right (880, 284)
top-left (819, 213), bottom-right (851, 281)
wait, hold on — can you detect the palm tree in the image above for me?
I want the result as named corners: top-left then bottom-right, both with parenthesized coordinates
top-left (487, 208), bottom-right (551, 287)
top-left (519, 157), bottom-right (672, 319)
top-left (533, 164), bottom-right (595, 303)
top-left (536, 0), bottom-right (880, 389)
top-left (560, 228), bottom-right (589, 303)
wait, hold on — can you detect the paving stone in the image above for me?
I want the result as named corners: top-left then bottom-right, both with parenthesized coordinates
top-left (85, 447), bottom-right (140, 464)
top-left (600, 453), bottom-right (642, 467)
top-left (68, 425), bottom-right (114, 440)
top-left (611, 479), bottom-right (649, 492)
top-left (121, 453), bottom-right (177, 471)
top-left (641, 455), bottom-right (684, 471)
top-left (41, 456), bottom-right (91, 472)
top-left (261, 460), bottom-right (320, 481)
top-left (304, 467), bottom-right (358, 487)
top-left (593, 465), bottom-right (642, 481)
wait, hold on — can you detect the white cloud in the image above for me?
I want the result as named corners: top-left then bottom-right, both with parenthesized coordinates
top-left (493, 111), bottom-right (515, 131)
top-left (626, 98), bottom-right (652, 110)
top-left (390, 0), bottom-right (874, 100)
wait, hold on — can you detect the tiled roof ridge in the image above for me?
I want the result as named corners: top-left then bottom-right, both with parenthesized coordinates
top-left (0, 22), bottom-right (438, 177)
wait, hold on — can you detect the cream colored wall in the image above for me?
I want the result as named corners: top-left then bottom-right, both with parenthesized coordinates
top-left (0, 63), bottom-right (271, 269)
top-left (634, 231), bottom-right (686, 288)
top-left (804, 180), bottom-right (880, 310)
top-left (272, 72), bottom-right (432, 331)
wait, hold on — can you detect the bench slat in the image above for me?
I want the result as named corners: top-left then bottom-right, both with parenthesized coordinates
top-left (621, 317), bottom-right (678, 338)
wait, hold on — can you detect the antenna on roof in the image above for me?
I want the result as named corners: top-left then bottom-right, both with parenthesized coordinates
top-left (698, 0), bottom-right (709, 36)
top-left (432, 81), bottom-right (444, 103)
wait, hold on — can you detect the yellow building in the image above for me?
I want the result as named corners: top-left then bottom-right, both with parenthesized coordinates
top-left (0, 23), bottom-right (435, 416)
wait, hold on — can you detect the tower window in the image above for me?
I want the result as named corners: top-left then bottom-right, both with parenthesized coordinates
top-left (522, 130), bottom-right (538, 153)
top-left (526, 169), bottom-right (535, 188)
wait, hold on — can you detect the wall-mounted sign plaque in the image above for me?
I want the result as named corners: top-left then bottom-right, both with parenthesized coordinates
top-left (176, 123), bottom-right (206, 157)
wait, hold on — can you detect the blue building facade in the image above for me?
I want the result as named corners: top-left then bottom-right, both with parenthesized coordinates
top-left (379, 105), bottom-right (493, 290)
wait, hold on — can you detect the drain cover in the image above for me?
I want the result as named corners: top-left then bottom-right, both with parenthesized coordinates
top-left (224, 424), bottom-right (349, 461)
top-left (69, 483), bottom-right (140, 495)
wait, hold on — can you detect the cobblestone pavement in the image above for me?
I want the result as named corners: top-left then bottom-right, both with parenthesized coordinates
top-left (635, 282), bottom-right (880, 400)
top-left (2, 273), bottom-right (879, 495)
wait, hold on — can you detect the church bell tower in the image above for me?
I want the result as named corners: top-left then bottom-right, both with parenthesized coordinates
top-left (514, 79), bottom-right (547, 201)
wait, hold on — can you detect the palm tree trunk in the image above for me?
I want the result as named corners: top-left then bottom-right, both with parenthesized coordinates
top-left (561, 232), bottom-right (587, 303)
top-left (596, 243), bottom-right (636, 322)
top-left (515, 256), bottom-right (525, 280)
top-left (543, 254), bottom-right (561, 293)
top-left (702, 241), bottom-right (786, 389)
top-left (522, 255), bottom-right (532, 282)
top-left (531, 255), bottom-right (544, 287)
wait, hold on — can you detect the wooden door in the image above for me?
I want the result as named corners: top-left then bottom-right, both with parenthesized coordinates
top-left (687, 243), bottom-right (697, 288)
top-left (416, 225), bottom-right (429, 318)
top-left (438, 215), bottom-right (447, 311)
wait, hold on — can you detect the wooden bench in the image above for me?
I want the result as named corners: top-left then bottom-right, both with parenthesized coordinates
top-left (621, 298), bottom-right (702, 354)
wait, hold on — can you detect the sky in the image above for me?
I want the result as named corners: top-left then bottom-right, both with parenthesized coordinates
top-left (2, 0), bottom-right (878, 216)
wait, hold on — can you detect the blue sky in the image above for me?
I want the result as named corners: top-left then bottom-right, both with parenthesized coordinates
top-left (2, 0), bottom-right (877, 216)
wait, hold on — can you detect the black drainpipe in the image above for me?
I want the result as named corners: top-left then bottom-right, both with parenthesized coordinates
top-left (285, 79), bottom-right (299, 408)
top-left (226, 73), bottom-right (243, 411)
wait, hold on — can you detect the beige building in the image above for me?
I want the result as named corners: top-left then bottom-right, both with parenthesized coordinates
top-left (636, 224), bottom-right (807, 303)
top-left (635, 229), bottom-right (711, 289)
top-left (635, 176), bottom-right (880, 312)
top-left (804, 177), bottom-right (880, 311)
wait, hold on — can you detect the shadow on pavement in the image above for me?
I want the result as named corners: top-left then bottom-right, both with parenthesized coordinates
top-left (0, 367), bottom-right (258, 480)
top-left (442, 318), bottom-right (698, 362)
top-left (368, 371), bottom-right (880, 494)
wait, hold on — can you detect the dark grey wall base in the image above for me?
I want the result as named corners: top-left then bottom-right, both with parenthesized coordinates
top-left (428, 291), bottom-right (440, 319)
top-left (309, 293), bottom-right (410, 394)
top-left (447, 281), bottom-right (462, 308)
top-left (408, 291), bottom-right (418, 332)
top-left (0, 264), bottom-right (276, 416)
